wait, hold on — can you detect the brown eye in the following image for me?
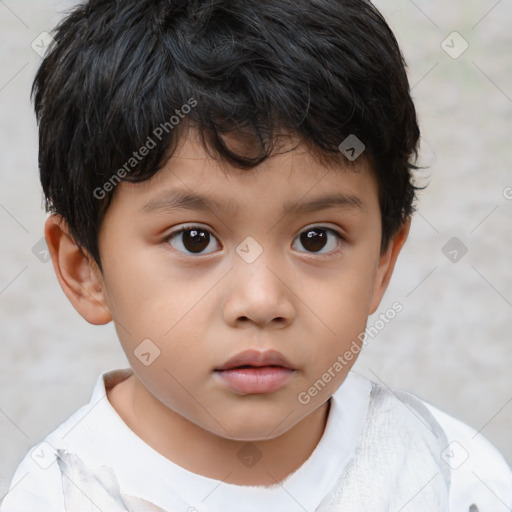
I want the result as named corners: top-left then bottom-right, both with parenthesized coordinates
top-left (293, 227), bottom-right (342, 255)
top-left (168, 227), bottom-right (220, 255)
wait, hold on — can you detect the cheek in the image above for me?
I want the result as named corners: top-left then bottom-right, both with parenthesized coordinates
top-left (310, 253), bottom-right (378, 330)
top-left (101, 253), bottom-right (214, 368)
top-left (300, 249), bottom-right (379, 370)
top-left (102, 248), bottom-right (204, 329)
top-left (133, 353), bottom-right (214, 430)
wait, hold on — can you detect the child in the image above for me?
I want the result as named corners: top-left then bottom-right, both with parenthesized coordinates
top-left (1, 0), bottom-right (511, 510)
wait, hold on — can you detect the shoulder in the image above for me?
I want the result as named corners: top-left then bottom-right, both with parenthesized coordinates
top-left (409, 393), bottom-right (512, 512)
top-left (1, 370), bottom-right (129, 512)
top-left (0, 391), bottom-right (102, 512)
top-left (344, 373), bottom-right (512, 511)
top-left (0, 443), bottom-right (65, 512)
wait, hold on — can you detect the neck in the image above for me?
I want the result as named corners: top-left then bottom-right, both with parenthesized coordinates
top-left (107, 373), bottom-right (331, 486)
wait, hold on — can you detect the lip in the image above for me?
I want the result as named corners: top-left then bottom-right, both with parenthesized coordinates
top-left (214, 349), bottom-right (295, 371)
top-left (213, 349), bottom-right (296, 394)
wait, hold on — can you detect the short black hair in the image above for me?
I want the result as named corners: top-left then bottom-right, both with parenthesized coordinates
top-left (32, 0), bottom-right (420, 266)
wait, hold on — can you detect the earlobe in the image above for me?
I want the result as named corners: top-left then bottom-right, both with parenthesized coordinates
top-left (45, 215), bottom-right (112, 325)
top-left (369, 218), bottom-right (411, 314)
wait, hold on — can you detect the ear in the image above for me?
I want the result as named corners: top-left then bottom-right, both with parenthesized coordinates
top-left (44, 215), bottom-right (112, 325)
top-left (369, 218), bottom-right (411, 314)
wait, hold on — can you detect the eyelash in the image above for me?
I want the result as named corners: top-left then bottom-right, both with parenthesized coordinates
top-left (165, 224), bottom-right (345, 257)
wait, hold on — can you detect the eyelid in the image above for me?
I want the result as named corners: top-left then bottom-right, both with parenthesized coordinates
top-left (297, 223), bottom-right (347, 244)
top-left (166, 223), bottom-right (218, 237)
top-left (165, 224), bottom-right (222, 256)
top-left (300, 223), bottom-right (346, 237)
top-left (293, 224), bottom-right (346, 257)
top-left (164, 223), bottom-right (346, 257)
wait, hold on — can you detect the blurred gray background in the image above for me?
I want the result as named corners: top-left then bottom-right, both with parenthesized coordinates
top-left (1, 0), bottom-right (511, 494)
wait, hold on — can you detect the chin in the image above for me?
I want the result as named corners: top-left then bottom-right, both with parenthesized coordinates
top-left (208, 408), bottom-right (299, 442)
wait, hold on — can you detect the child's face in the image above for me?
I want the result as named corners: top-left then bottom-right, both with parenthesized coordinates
top-left (72, 130), bottom-right (405, 441)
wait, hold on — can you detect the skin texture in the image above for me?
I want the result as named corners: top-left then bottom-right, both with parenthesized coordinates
top-left (45, 129), bottom-right (409, 486)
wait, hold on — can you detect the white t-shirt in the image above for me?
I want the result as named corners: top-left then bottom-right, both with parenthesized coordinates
top-left (1, 369), bottom-right (511, 512)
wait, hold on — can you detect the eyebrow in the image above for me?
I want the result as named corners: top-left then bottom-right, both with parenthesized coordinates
top-left (142, 189), bottom-right (366, 216)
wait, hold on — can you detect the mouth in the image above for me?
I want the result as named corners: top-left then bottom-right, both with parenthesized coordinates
top-left (214, 349), bottom-right (295, 371)
top-left (213, 350), bottom-right (296, 394)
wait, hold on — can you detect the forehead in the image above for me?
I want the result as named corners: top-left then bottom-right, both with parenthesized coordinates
top-left (112, 129), bottom-right (379, 219)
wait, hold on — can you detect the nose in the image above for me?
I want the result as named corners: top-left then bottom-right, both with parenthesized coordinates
top-left (222, 252), bottom-right (296, 330)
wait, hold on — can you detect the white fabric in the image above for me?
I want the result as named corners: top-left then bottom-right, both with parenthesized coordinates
top-left (1, 369), bottom-right (511, 512)
top-left (316, 383), bottom-right (452, 511)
